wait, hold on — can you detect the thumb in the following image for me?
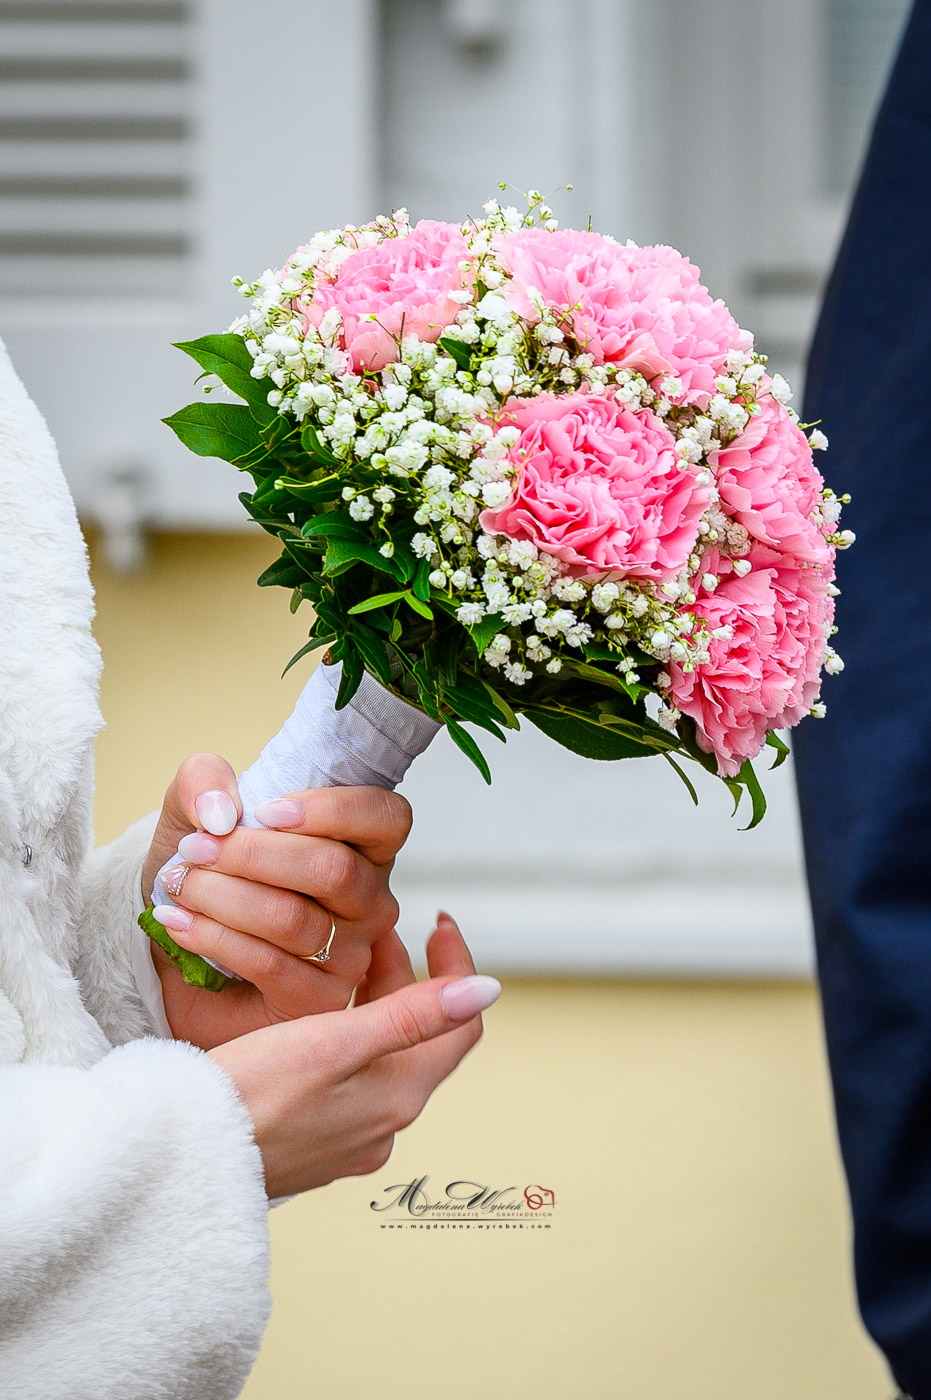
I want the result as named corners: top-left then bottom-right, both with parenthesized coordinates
top-left (143, 753), bottom-right (241, 902)
top-left (340, 973), bottom-right (502, 1073)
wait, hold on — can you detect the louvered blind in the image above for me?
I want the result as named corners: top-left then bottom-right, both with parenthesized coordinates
top-left (0, 0), bottom-right (193, 297)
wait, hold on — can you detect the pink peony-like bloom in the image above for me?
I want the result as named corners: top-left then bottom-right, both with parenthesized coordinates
top-left (479, 391), bottom-right (712, 580)
top-left (668, 548), bottom-right (834, 776)
top-left (299, 220), bottom-right (469, 373)
top-left (494, 230), bottom-right (752, 401)
top-left (710, 390), bottom-right (831, 565)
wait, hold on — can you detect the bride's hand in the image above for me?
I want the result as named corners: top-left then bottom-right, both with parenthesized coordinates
top-left (142, 753), bottom-right (412, 1048)
top-left (210, 913), bottom-right (500, 1199)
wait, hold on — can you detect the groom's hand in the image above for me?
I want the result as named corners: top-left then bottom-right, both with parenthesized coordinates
top-left (143, 753), bottom-right (412, 1049)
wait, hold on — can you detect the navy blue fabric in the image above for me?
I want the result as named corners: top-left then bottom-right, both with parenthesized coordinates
top-left (793, 2), bottom-right (931, 1392)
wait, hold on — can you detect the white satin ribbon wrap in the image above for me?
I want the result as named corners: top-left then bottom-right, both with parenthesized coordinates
top-left (237, 661), bottom-right (442, 824)
top-left (151, 664), bottom-right (441, 968)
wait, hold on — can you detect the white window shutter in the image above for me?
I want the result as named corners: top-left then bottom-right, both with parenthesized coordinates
top-left (0, 0), bottom-right (377, 529)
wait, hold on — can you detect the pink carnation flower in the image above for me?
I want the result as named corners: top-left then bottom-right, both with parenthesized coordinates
top-left (299, 220), bottom-right (469, 373)
top-left (479, 391), bottom-right (711, 580)
top-left (494, 230), bottom-right (751, 401)
top-left (710, 390), bottom-right (831, 565)
top-left (668, 548), bottom-right (834, 776)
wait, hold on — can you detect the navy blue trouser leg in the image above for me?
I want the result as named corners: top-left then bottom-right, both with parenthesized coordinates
top-left (793, 2), bottom-right (931, 1392)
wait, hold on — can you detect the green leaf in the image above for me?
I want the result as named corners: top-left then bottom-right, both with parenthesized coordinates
top-left (281, 636), bottom-right (329, 677)
top-left (324, 536), bottom-right (399, 578)
top-left (301, 513), bottom-right (367, 542)
top-left (173, 334), bottom-right (276, 420)
top-left (164, 401), bottom-right (267, 463)
top-left (466, 612), bottom-right (505, 656)
top-left (411, 557), bottom-right (432, 602)
top-left (445, 671), bottom-right (518, 732)
top-left (723, 777), bottom-right (743, 817)
top-left (662, 753), bottom-right (699, 806)
top-left (594, 711), bottom-right (679, 752)
top-left (765, 730), bottom-right (791, 770)
top-left (393, 546), bottom-right (416, 583)
top-left (352, 624), bottom-right (393, 686)
top-left (256, 554), bottom-right (308, 589)
top-left (276, 473), bottom-right (343, 504)
top-left (442, 680), bottom-right (507, 740)
top-left (250, 482), bottom-right (292, 514)
top-left (363, 609), bottom-right (392, 634)
top-left (256, 548), bottom-right (310, 588)
top-left (434, 630), bottom-right (462, 690)
top-left (348, 590), bottom-right (409, 615)
top-left (301, 423), bottom-right (341, 464)
top-left (139, 905), bottom-right (232, 992)
top-left (526, 708), bottom-right (657, 761)
top-left (438, 336), bottom-right (473, 371)
top-left (238, 488), bottom-right (290, 532)
top-left (583, 642), bottom-right (619, 663)
top-left (404, 591), bottom-right (433, 620)
top-left (560, 657), bottom-right (637, 699)
top-left (445, 717), bottom-right (492, 783)
top-left (314, 595), bottom-right (341, 631)
top-left (412, 656), bottom-right (442, 721)
top-left (476, 675), bottom-right (520, 730)
top-left (336, 649), bottom-right (364, 708)
top-left (736, 759), bottom-right (767, 830)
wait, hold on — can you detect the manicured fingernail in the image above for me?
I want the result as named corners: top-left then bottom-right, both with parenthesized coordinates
top-left (253, 798), bottom-right (304, 829)
top-left (152, 904), bottom-right (193, 933)
top-left (442, 975), bottom-right (501, 1020)
top-left (195, 789), bottom-right (238, 836)
top-left (436, 909), bottom-right (457, 926)
top-left (178, 831), bottom-right (220, 864)
top-left (161, 864), bottom-right (191, 899)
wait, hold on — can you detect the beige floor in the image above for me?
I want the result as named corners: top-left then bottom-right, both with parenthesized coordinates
top-left (88, 532), bottom-right (890, 1400)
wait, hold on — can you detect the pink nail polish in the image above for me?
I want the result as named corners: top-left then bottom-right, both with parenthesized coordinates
top-left (161, 864), bottom-right (191, 899)
top-left (178, 831), bottom-right (220, 864)
top-left (441, 975), bottom-right (501, 1021)
top-left (152, 904), bottom-right (194, 933)
top-left (253, 798), bottom-right (304, 829)
top-left (195, 789), bottom-right (238, 836)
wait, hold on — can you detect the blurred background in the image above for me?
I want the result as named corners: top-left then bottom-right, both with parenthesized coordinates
top-left (0, 1), bottom-right (913, 1394)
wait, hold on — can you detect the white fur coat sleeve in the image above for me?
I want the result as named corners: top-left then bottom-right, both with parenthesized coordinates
top-left (73, 809), bottom-right (168, 1044)
top-left (0, 340), bottom-right (271, 1399)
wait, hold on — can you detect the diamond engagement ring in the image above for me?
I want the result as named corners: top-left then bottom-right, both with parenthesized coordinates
top-left (301, 916), bottom-right (337, 965)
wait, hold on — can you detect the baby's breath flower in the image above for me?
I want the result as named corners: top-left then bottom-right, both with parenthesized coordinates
top-left (411, 532), bottom-right (438, 559)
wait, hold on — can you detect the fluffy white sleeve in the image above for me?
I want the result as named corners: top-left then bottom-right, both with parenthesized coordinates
top-left (0, 1037), bottom-right (270, 1400)
top-left (73, 811), bottom-right (170, 1044)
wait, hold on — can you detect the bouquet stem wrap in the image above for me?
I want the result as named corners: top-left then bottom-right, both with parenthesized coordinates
top-left (237, 661), bottom-right (441, 820)
top-left (146, 663), bottom-right (440, 988)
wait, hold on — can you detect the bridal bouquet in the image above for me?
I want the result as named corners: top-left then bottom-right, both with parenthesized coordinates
top-left (154, 190), bottom-right (849, 987)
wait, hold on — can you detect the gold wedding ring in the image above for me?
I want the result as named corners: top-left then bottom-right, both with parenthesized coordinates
top-left (301, 916), bottom-right (337, 965)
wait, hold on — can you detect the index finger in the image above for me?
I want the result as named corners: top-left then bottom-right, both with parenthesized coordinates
top-left (251, 787), bottom-right (413, 866)
top-left (336, 969), bottom-right (500, 1077)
